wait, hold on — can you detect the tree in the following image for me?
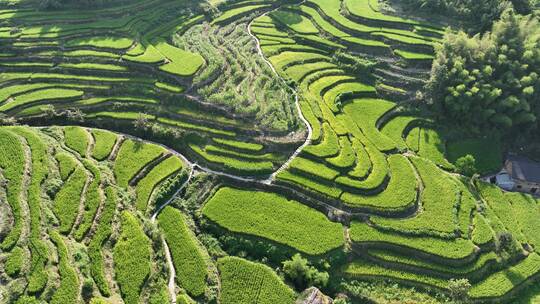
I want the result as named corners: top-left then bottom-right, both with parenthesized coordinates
top-left (496, 231), bottom-right (521, 259)
top-left (333, 298), bottom-right (349, 304)
top-left (39, 0), bottom-right (62, 9)
top-left (283, 254), bottom-right (309, 287)
top-left (133, 113), bottom-right (150, 131)
top-left (42, 104), bottom-right (56, 119)
top-left (448, 278), bottom-right (471, 303)
top-left (455, 155), bottom-right (477, 176)
top-left (65, 108), bottom-right (85, 122)
top-left (282, 254), bottom-right (329, 289)
top-left (0, 114), bottom-right (17, 126)
top-left (81, 278), bottom-right (94, 301)
top-left (510, 0), bottom-right (533, 14)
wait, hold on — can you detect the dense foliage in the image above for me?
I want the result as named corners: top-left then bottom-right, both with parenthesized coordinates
top-left (455, 154), bottom-right (477, 176)
top-left (282, 254), bottom-right (329, 289)
top-left (402, 0), bottom-right (533, 30)
top-left (427, 10), bottom-right (540, 139)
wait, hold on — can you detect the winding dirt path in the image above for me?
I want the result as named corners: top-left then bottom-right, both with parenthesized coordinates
top-left (246, 9), bottom-right (313, 183)
top-left (149, 166), bottom-right (194, 304)
top-left (17, 136), bottom-right (33, 247)
top-left (162, 240), bottom-right (177, 304)
top-left (150, 165), bottom-right (194, 222)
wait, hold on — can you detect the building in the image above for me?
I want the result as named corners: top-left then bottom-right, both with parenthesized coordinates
top-left (492, 155), bottom-right (540, 194)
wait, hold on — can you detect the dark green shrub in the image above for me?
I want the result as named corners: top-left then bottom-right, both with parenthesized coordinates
top-left (282, 254), bottom-right (329, 289)
top-left (427, 10), bottom-right (540, 140)
top-left (5, 246), bottom-right (24, 277)
top-left (455, 154), bottom-right (477, 177)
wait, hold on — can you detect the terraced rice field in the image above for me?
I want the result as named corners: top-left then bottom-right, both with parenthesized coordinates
top-left (0, 125), bottom-right (194, 302)
top-left (1, 0), bottom-right (539, 303)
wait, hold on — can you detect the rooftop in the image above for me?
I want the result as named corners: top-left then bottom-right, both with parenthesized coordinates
top-left (506, 155), bottom-right (540, 184)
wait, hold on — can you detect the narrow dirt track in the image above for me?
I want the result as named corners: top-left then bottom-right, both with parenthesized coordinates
top-left (246, 6), bottom-right (313, 183)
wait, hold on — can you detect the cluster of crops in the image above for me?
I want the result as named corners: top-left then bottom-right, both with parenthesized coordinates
top-left (158, 206), bottom-right (208, 297)
top-left (0, 128), bottom-right (26, 252)
top-left (50, 231), bottom-right (80, 304)
top-left (203, 187), bottom-right (344, 255)
top-left (178, 20), bottom-right (297, 132)
top-left (218, 256), bottom-right (296, 304)
top-left (113, 212), bottom-right (152, 304)
top-left (0, 126), bottom-right (193, 303)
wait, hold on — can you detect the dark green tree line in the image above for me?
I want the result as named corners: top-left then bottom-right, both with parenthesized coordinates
top-left (426, 9), bottom-right (540, 139)
top-left (402, 0), bottom-right (533, 31)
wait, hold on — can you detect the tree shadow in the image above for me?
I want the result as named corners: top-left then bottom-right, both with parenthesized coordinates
top-left (132, 139), bottom-right (144, 152)
top-left (422, 128), bottom-right (446, 156)
top-left (503, 268), bottom-right (526, 285)
top-left (269, 10), bottom-right (303, 27)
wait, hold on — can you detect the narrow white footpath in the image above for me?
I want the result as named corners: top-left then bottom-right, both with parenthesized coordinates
top-left (246, 8), bottom-right (313, 183)
top-left (150, 166), bottom-right (194, 304)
